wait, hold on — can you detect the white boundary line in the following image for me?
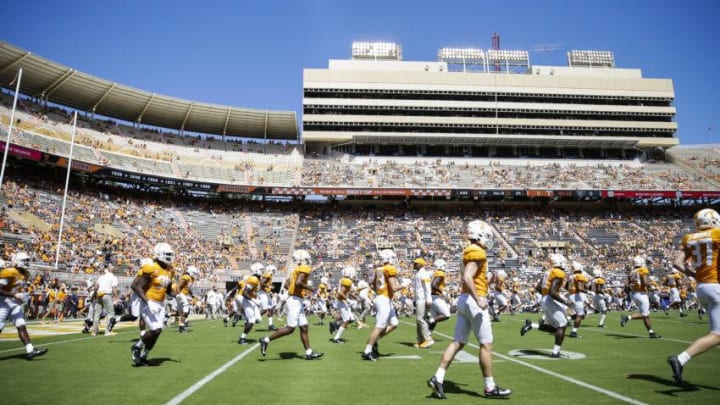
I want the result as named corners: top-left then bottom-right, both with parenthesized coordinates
top-left (401, 319), bottom-right (649, 405)
top-left (164, 344), bottom-right (258, 405)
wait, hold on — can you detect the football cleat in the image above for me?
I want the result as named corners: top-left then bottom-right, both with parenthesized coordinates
top-left (131, 345), bottom-right (143, 366)
top-left (569, 331), bottom-right (579, 338)
top-left (620, 315), bottom-right (629, 327)
top-left (649, 333), bottom-right (662, 339)
top-left (419, 339), bottom-right (435, 348)
top-left (239, 338), bottom-right (247, 345)
top-left (361, 352), bottom-right (377, 362)
top-left (427, 376), bottom-right (446, 399)
top-left (26, 348), bottom-right (48, 360)
top-left (372, 342), bottom-right (379, 357)
top-left (330, 338), bottom-right (344, 344)
top-left (223, 318), bottom-right (228, 327)
top-left (484, 385), bottom-right (512, 398)
top-left (597, 324), bottom-right (606, 328)
top-left (520, 319), bottom-right (532, 336)
top-left (259, 339), bottom-right (268, 356)
top-left (305, 351), bottom-right (324, 360)
top-left (108, 317), bottom-right (117, 332)
top-left (268, 325), bottom-right (277, 331)
top-left (667, 355), bottom-right (683, 385)
top-left (550, 352), bottom-right (563, 358)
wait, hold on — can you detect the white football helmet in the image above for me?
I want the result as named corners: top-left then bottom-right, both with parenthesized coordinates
top-left (292, 249), bottom-right (311, 265)
top-left (11, 251), bottom-right (31, 269)
top-left (153, 243), bottom-right (174, 265)
top-left (186, 266), bottom-right (199, 278)
top-left (632, 256), bottom-right (645, 268)
top-left (378, 249), bottom-right (397, 264)
top-left (549, 253), bottom-right (567, 269)
top-left (571, 261), bottom-right (584, 273)
top-left (250, 262), bottom-right (264, 276)
top-left (342, 266), bottom-right (357, 279)
top-left (434, 259), bottom-right (447, 271)
top-left (694, 208), bottom-right (720, 230)
top-left (466, 220), bottom-right (494, 250)
top-left (264, 264), bottom-right (277, 276)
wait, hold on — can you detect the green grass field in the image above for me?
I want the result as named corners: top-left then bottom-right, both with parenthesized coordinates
top-left (2, 310), bottom-right (717, 405)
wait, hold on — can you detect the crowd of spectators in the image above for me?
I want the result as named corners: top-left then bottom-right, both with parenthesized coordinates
top-left (2, 90), bottom-right (719, 191)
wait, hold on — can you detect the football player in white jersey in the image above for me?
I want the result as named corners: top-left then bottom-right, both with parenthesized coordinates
top-left (413, 258), bottom-right (434, 348)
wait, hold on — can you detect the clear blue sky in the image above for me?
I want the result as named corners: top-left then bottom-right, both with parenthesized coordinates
top-left (2, 0), bottom-right (718, 145)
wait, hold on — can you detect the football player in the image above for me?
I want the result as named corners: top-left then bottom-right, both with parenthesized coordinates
top-left (412, 257), bottom-right (434, 348)
top-left (0, 252), bottom-right (48, 360)
top-left (330, 266), bottom-right (358, 343)
top-left (130, 242), bottom-right (175, 367)
top-left (567, 260), bottom-right (589, 338)
top-left (520, 253), bottom-right (570, 358)
top-left (428, 259), bottom-right (451, 331)
top-left (591, 267), bottom-right (608, 327)
top-left (353, 273), bottom-right (372, 329)
top-left (315, 276), bottom-right (330, 325)
top-left (361, 249), bottom-right (402, 361)
top-left (176, 265), bottom-right (199, 333)
top-left (668, 208), bottom-right (720, 385)
top-left (664, 268), bottom-right (686, 316)
top-left (620, 256), bottom-right (662, 339)
top-left (491, 269), bottom-right (508, 322)
top-left (259, 250), bottom-right (323, 360)
top-left (427, 220), bottom-right (511, 399)
top-left (259, 264), bottom-right (277, 331)
top-left (238, 274), bottom-right (261, 344)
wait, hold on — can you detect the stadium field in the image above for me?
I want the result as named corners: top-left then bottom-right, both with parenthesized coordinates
top-left (1, 311), bottom-right (717, 404)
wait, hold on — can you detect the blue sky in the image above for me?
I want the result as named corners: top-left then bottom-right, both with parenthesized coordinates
top-left (2, 0), bottom-right (719, 145)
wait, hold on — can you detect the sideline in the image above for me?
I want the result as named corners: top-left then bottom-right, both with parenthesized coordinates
top-left (0, 317), bottom-right (215, 353)
top-left (164, 344), bottom-right (258, 405)
top-left (401, 319), bottom-right (649, 405)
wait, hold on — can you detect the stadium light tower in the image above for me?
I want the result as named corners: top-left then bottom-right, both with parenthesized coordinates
top-left (351, 41), bottom-right (402, 61)
top-left (567, 50), bottom-right (615, 68)
top-left (487, 49), bottom-right (530, 74)
top-left (437, 48), bottom-right (487, 72)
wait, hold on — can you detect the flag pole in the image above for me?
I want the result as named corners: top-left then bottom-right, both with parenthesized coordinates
top-left (55, 111), bottom-right (78, 270)
top-left (0, 68), bottom-right (23, 190)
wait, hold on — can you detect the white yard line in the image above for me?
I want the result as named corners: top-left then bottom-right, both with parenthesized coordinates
top-left (401, 319), bottom-right (649, 405)
top-left (165, 344), bottom-right (258, 405)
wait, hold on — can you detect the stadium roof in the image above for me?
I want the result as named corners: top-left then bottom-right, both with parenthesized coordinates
top-left (0, 41), bottom-right (298, 141)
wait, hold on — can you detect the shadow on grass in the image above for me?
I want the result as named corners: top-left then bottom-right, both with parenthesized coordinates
top-left (398, 341), bottom-right (419, 348)
top-left (435, 380), bottom-right (484, 399)
top-left (627, 374), bottom-right (720, 396)
top-left (258, 351), bottom-right (304, 361)
top-left (0, 352), bottom-right (42, 361)
top-left (605, 333), bottom-right (640, 339)
top-left (144, 357), bottom-right (181, 367)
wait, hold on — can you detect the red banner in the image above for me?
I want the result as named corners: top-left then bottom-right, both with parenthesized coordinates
top-left (0, 142), bottom-right (42, 161)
